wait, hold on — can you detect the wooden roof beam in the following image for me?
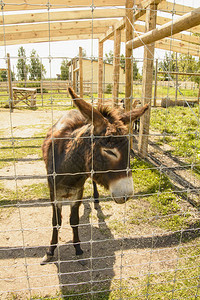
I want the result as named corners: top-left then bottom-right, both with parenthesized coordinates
top-left (0, 33), bottom-right (102, 46)
top-left (99, 18), bottom-right (125, 43)
top-left (2, 0), bottom-right (132, 12)
top-left (158, 1), bottom-right (194, 15)
top-left (1, 19), bottom-right (118, 35)
top-left (99, 0), bottom-right (163, 43)
top-left (155, 38), bottom-right (200, 57)
top-left (127, 6), bottom-right (200, 50)
top-left (0, 27), bottom-right (108, 44)
top-left (0, 8), bottom-right (126, 26)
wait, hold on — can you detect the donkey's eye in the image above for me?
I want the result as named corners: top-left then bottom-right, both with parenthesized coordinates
top-left (101, 147), bottom-right (120, 160)
top-left (104, 149), bottom-right (118, 158)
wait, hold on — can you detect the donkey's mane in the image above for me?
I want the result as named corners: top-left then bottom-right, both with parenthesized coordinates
top-left (98, 105), bottom-right (120, 124)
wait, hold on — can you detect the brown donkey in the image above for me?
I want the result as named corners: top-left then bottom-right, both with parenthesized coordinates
top-left (41, 87), bottom-right (149, 264)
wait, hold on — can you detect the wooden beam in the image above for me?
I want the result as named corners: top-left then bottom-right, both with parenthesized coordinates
top-left (112, 28), bottom-right (121, 107)
top-left (0, 9), bottom-right (125, 25)
top-left (79, 47), bottom-right (83, 98)
top-left (158, 71), bottom-right (200, 76)
top-left (99, 18), bottom-right (125, 43)
top-left (158, 1), bottom-right (194, 16)
top-left (2, 0), bottom-right (129, 11)
top-left (155, 38), bottom-right (200, 57)
top-left (6, 53), bottom-right (13, 110)
top-left (0, 26), bottom-right (110, 45)
top-left (139, 14), bottom-right (200, 36)
top-left (98, 41), bottom-right (103, 104)
top-left (127, 6), bottom-right (200, 50)
top-left (134, 0), bottom-right (163, 20)
top-left (125, 0), bottom-right (133, 112)
top-left (1, 19), bottom-right (118, 34)
top-left (138, 2), bottom-right (157, 158)
top-left (128, 22), bottom-right (200, 47)
top-left (99, 0), bottom-right (163, 43)
top-left (0, 33), bottom-right (102, 46)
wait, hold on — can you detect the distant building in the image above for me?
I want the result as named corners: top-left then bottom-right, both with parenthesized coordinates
top-left (68, 58), bottom-right (125, 94)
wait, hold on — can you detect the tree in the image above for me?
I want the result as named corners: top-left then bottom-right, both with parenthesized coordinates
top-left (29, 49), bottom-right (46, 80)
top-left (104, 51), bottom-right (140, 79)
top-left (158, 52), bottom-right (176, 80)
top-left (0, 69), bottom-right (15, 82)
top-left (132, 57), bottom-right (140, 80)
top-left (60, 59), bottom-right (69, 80)
top-left (104, 50), bottom-right (113, 64)
top-left (16, 46), bottom-right (28, 81)
top-left (178, 54), bottom-right (199, 83)
top-left (120, 54), bottom-right (125, 72)
top-left (0, 70), bottom-right (7, 81)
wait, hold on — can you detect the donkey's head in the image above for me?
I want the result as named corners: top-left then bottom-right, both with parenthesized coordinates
top-left (68, 87), bottom-right (149, 204)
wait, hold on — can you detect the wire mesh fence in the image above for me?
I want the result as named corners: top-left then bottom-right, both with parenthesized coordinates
top-left (0, 1), bottom-right (200, 299)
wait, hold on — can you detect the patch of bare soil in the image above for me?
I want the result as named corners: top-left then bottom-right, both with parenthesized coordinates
top-left (0, 158), bottom-right (46, 190)
top-left (0, 109), bottom-right (199, 299)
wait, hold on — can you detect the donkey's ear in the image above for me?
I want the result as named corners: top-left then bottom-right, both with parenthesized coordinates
top-left (68, 87), bottom-right (107, 134)
top-left (119, 104), bottom-right (149, 124)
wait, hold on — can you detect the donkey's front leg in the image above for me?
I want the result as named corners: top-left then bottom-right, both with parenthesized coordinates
top-left (41, 203), bottom-right (62, 264)
top-left (93, 181), bottom-right (99, 204)
top-left (70, 199), bottom-right (83, 256)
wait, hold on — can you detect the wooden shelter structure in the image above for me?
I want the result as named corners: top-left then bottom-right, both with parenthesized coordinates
top-left (1, 0), bottom-right (200, 156)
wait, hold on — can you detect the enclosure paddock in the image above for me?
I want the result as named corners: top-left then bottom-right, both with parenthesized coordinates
top-left (0, 0), bottom-right (200, 299)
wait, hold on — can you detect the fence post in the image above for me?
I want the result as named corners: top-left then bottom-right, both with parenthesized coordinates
top-left (79, 47), bottom-right (83, 98)
top-left (175, 52), bottom-right (178, 104)
top-left (125, 0), bottom-right (133, 111)
top-left (113, 28), bottom-right (121, 107)
top-left (153, 58), bottom-right (158, 107)
top-left (98, 40), bottom-right (103, 104)
top-left (40, 58), bottom-right (43, 106)
top-left (7, 53), bottom-right (13, 110)
top-left (138, 3), bottom-right (157, 158)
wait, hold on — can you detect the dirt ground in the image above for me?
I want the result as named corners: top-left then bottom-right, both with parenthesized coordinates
top-left (0, 108), bottom-right (199, 299)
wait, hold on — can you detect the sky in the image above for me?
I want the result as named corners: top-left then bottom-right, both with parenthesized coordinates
top-left (0, 0), bottom-right (199, 78)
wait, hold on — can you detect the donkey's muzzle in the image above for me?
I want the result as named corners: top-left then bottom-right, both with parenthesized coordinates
top-left (109, 176), bottom-right (134, 204)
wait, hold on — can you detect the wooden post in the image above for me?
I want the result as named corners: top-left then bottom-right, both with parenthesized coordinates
top-left (7, 53), bottom-right (13, 109)
top-left (175, 52), bottom-right (178, 104)
top-left (138, 3), bottom-right (157, 158)
top-left (198, 82), bottom-right (200, 105)
top-left (153, 58), bottom-right (158, 107)
top-left (98, 40), bottom-right (103, 104)
top-left (125, 0), bottom-right (133, 111)
top-left (79, 47), bottom-right (83, 98)
top-left (112, 28), bottom-right (121, 107)
top-left (40, 58), bottom-right (43, 106)
top-left (73, 58), bottom-right (76, 91)
top-left (72, 58), bottom-right (76, 107)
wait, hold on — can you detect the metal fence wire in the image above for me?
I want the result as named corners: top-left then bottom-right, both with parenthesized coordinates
top-left (0, 1), bottom-right (200, 299)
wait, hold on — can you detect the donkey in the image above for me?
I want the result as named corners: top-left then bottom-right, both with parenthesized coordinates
top-left (41, 87), bottom-right (149, 264)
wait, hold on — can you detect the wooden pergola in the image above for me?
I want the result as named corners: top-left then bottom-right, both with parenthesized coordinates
top-left (1, 0), bottom-right (200, 156)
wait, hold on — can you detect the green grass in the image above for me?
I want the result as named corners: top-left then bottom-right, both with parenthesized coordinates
top-left (0, 89), bottom-right (200, 300)
top-left (129, 157), bottom-right (192, 231)
top-left (150, 105), bottom-right (200, 176)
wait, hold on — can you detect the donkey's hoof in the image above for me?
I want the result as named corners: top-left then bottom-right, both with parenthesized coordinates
top-left (94, 201), bottom-right (100, 210)
top-left (40, 253), bottom-right (53, 265)
top-left (76, 248), bottom-right (83, 256)
top-left (75, 244), bottom-right (83, 256)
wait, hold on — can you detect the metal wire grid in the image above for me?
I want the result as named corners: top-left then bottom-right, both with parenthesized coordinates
top-left (0, 0), bottom-right (200, 299)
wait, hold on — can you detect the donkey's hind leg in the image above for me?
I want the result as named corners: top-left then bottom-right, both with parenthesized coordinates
top-left (70, 189), bottom-right (83, 255)
top-left (93, 181), bottom-right (99, 204)
top-left (41, 202), bottom-right (62, 264)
